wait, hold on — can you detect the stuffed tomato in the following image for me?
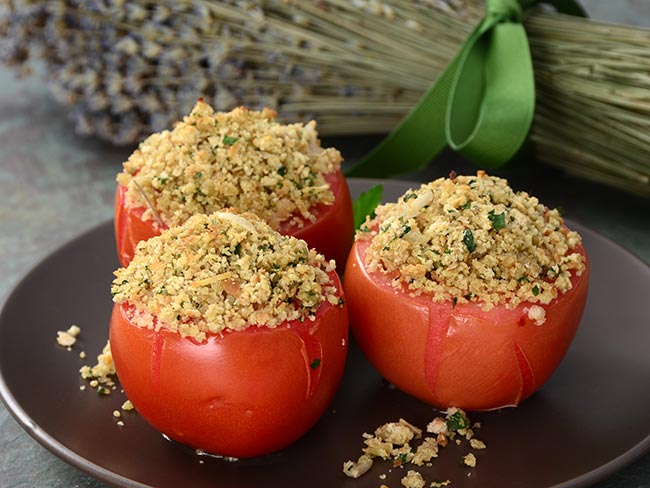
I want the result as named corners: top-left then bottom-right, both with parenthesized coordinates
top-left (114, 100), bottom-right (353, 269)
top-left (110, 211), bottom-right (348, 458)
top-left (344, 171), bottom-right (589, 411)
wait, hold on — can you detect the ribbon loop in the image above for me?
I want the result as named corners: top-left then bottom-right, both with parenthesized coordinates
top-left (487, 0), bottom-right (523, 21)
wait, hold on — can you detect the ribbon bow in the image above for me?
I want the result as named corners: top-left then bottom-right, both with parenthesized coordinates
top-left (345, 0), bottom-right (586, 177)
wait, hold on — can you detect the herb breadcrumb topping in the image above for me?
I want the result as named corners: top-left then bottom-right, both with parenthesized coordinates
top-left (111, 210), bottom-right (341, 342)
top-left (358, 171), bottom-right (585, 310)
top-left (117, 100), bottom-right (341, 230)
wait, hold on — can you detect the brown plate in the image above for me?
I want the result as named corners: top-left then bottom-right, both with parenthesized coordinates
top-left (1, 178), bottom-right (649, 488)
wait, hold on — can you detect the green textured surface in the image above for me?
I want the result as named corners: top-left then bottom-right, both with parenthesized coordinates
top-left (1, 1), bottom-right (649, 486)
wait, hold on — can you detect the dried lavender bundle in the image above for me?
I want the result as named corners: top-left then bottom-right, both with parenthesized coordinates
top-left (1, 0), bottom-right (649, 196)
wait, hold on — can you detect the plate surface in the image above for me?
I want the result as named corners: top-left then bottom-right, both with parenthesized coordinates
top-left (1, 178), bottom-right (649, 488)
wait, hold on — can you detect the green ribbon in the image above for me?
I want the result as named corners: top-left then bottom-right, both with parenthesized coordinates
top-left (345, 0), bottom-right (586, 178)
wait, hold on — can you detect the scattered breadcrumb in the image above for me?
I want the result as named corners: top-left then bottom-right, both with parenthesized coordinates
top-left (526, 305), bottom-right (547, 326)
top-left (430, 481), bottom-right (452, 487)
top-left (343, 408), bottom-right (483, 484)
top-left (402, 470), bottom-right (425, 488)
top-left (56, 325), bottom-right (81, 348)
top-left (462, 453), bottom-right (477, 468)
top-left (469, 439), bottom-right (486, 450)
top-left (113, 410), bottom-right (121, 418)
top-left (117, 100), bottom-right (341, 231)
top-left (79, 351), bottom-right (86, 359)
top-left (116, 421), bottom-right (125, 427)
top-left (79, 341), bottom-right (117, 394)
top-left (343, 455), bottom-right (374, 478)
top-left (122, 400), bottom-right (135, 411)
top-left (358, 171), bottom-right (585, 311)
top-left (112, 210), bottom-right (342, 341)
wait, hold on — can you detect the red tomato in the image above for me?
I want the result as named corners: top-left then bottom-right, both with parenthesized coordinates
top-left (114, 171), bottom-right (353, 269)
top-left (344, 236), bottom-right (589, 411)
top-left (109, 270), bottom-right (348, 458)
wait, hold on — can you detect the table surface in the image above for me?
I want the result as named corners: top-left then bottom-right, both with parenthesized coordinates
top-left (1, 28), bottom-right (650, 488)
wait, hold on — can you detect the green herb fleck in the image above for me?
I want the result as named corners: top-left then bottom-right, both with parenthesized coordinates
top-left (447, 412), bottom-right (469, 431)
top-left (97, 386), bottom-right (110, 396)
top-left (310, 358), bottom-right (321, 370)
top-left (532, 285), bottom-right (540, 296)
top-left (462, 229), bottom-right (476, 252)
top-left (277, 165), bottom-right (287, 176)
top-left (517, 276), bottom-right (529, 283)
top-left (194, 171), bottom-right (202, 179)
top-left (460, 201), bottom-right (471, 210)
top-left (488, 210), bottom-right (506, 231)
top-left (403, 192), bottom-right (418, 201)
top-left (223, 135), bottom-right (239, 146)
top-left (399, 225), bottom-right (411, 238)
top-left (353, 184), bottom-right (383, 231)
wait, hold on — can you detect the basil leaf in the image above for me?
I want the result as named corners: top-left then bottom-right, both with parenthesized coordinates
top-left (462, 229), bottom-right (475, 252)
top-left (353, 184), bottom-right (383, 230)
top-left (222, 135), bottom-right (239, 146)
top-left (488, 210), bottom-right (506, 231)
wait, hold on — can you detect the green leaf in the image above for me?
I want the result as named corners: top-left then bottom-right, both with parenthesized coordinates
top-left (353, 184), bottom-right (383, 230)
top-left (223, 135), bottom-right (239, 146)
top-left (488, 210), bottom-right (506, 231)
top-left (462, 229), bottom-right (475, 252)
top-left (447, 412), bottom-right (469, 431)
top-left (532, 285), bottom-right (540, 296)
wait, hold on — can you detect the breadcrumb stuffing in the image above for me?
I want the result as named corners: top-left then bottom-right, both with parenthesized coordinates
top-left (112, 210), bottom-right (342, 341)
top-left (358, 171), bottom-right (585, 311)
top-left (117, 100), bottom-right (341, 231)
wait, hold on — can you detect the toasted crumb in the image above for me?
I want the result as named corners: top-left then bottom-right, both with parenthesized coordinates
top-left (79, 385), bottom-right (86, 391)
top-left (470, 439), bottom-right (486, 450)
top-left (343, 454), bottom-right (374, 478)
top-left (462, 453), bottom-right (477, 468)
top-left (122, 400), bottom-right (135, 411)
top-left (116, 420), bottom-right (125, 427)
top-left (411, 438), bottom-right (439, 466)
top-left (113, 410), bottom-right (121, 418)
top-left (54, 324), bottom-right (81, 351)
top-left (79, 351), bottom-right (86, 359)
top-left (401, 470), bottom-right (425, 488)
top-left (79, 341), bottom-right (116, 389)
top-left (431, 481), bottom-right (451, 487)
top-left (526, 305), bottom-right (547, 326)
top-left (379, 473), bottom-right (387, 480)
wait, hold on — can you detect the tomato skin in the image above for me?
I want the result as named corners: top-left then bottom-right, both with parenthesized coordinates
top-left (109, 271), bottom-right (348, 458)
top-left (113, 184), bottom-right (168, 267)
top-left (344, 237), bottom-right (589, 411)
top-left (114, 170), bottom-right (353, 269)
